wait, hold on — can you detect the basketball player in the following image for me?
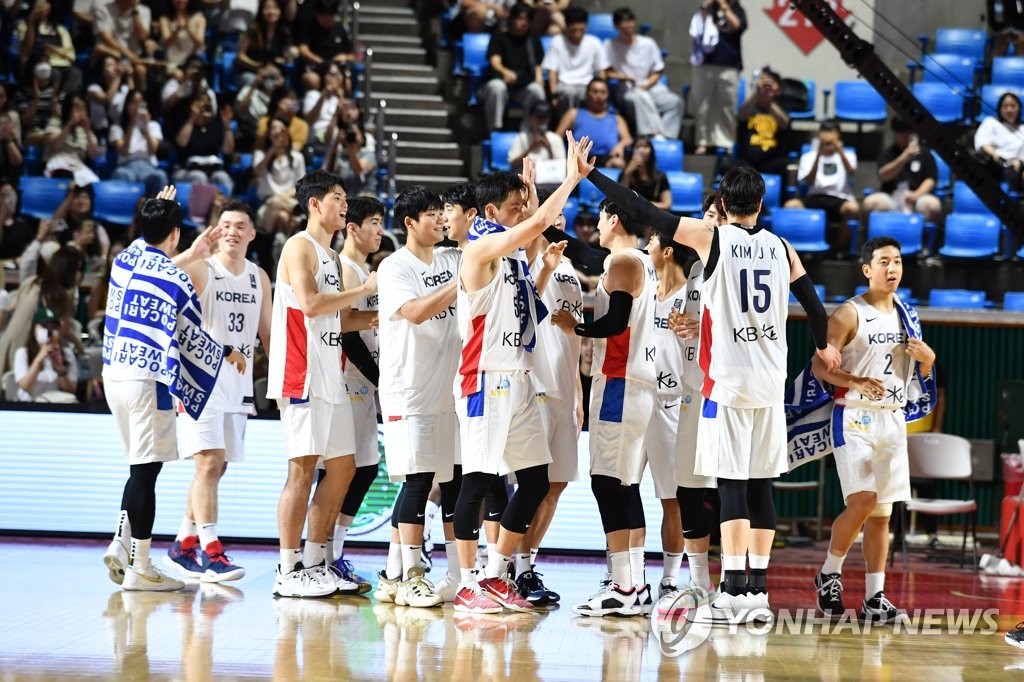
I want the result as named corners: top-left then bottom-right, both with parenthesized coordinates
top-left (580, 166), bottom-right (840, 621)
top-left (167, 200), bottom-right (271, 583)
top-left (551, 198), bottom-right (659, 618)
top-left (811, 236), bottom-right (934, 623)
top-left (375, 186), bottom-right (461, 608)
top-left (102, 187), bottom-right (245, 591)
top-left (265, 170), bottom-right (378, 598)
top-left (452, 134), bottom-right (593, 614)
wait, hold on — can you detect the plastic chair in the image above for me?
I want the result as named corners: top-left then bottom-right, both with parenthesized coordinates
top-left (650, 138), bottom-right (684, 173)
top-left (481, 131), bottom-right (518, 174)
top-left (560, 197), bottom-right (579, 236)
top-left (453, 33), bottom-right (491, 106)
top-left (665, 171), bottom-right (704, 215)
top-left (866, 212), bottom-right (925, 255)
top-left (18, 176), bottom-right (71, 220)
top-left (992, 56), bottom-right (1024, 87)
top-left (951, 180), bottom-right (993, 215)
top-left (92, 180), bottom-right (146, 226)
top-left (762, 173), bottom-right (782, 210)
top-left (1003, 292), bottom-right (1024, 311)
top-left (978, 84), bottom-right (1024, 121)
top-left (1, 370), bottom-right (17, 401)
top-left (927, 288), bottom-right (987, 308)
top-left (931, 150), bottom-right (951, 200)
top-left (788, 284), bottom-right (825, 304)
top-left (770, 208), bottom-right (830, 253)
top-left (577, 168), bottom-right (621, 209)
top-left (833, 81), bottom-right (887, 123)
top-left (215, 50), bottom-right (237, 94)
top-left (587, 13), bottom-right (617, 41)
top-left (786, 79), bottom-right (817, 120)
top-left (934, 27), bottom-right (987, 61)
top-left (920, 53), bottom-right (977, 89)
top-left (912, 81), bottom-right (965, 123)
top-left (939, 213), bottom-right (1003, 258)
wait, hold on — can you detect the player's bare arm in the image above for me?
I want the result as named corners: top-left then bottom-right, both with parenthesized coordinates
top-left (810, 302), bottom-right (883, 400)
top-left (282, 237), bottom-right (378, 318)
top-left (397, 282), bottom-right (457, 325)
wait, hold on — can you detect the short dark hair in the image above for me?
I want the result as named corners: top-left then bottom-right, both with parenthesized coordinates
top-left (761, 66), bottom-right (782, 86)
top-left (393, 185), bottom-right (442, 231)
top-left (612, 7), bottom-right (635, 25)
top-left (702, 190), bottom-right (721, 214)
top-left (509, 2), bottom-right (534, 21)
top-left (598, 198), bottom-right (642, 237)
top-left (564, 6), bottom-right (588, 25)
top-left (139, 198), bottom-right (182, 245)
top-left (441, 182), bottom-right (478, 212)
top-left (860, 236), bottom-right (902, 265)
top-left (346, 195), bottom-right (385, 227)
top-left (295, 169), bottom-right (344, 217)
top-left (218, 199), bottom-right (256, 227)
top-left (475, 172), bottom-right (526, 216)
top-left (891, 117), bottom-right (913, 133)
top-left (718, 166), bottom-right (764, 217)
top-left (819, 119), bottom-right (841, 134)
top-left (654, 234), bottom-right (697, 269)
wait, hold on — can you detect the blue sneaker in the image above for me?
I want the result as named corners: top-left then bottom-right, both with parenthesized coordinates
top-left (165, 537), bottom-right (204, 578)
top-left (331, 557), bottom-right (372, 595)
top-left (197, 541), bottom-right (245, 583)
top-left (515, 570), bottom-right (560, 606)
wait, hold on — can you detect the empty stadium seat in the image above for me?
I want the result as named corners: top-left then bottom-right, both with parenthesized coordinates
top-left (560, 197), bottom-right (579, 235)
top-left (665, 171), bottom-right (703, 215)
top-left (921, 53), bottom-right (977, 89)
top-left (1003, 292), bottom-right (1024, 311)
top-left (481, 131), bottom-right (518, 173)
top-left (952, 180), bottom-right (993, 215)
top-left (18, 176), bottom-right (71, 220)
top-left (867, 212), bottom-right (926, 255)
top-left (992, 56), bottom-right (1024, 87)
top-left (939, 213), bottom-right (1003, 258)
top-left (650, 138), bottom-right (683, 173)
top-left (92, 180), bottom-right (146, 226)
top-left (933, 28), bottom-right (987, 61)
top-left (577, 168), bottom-right (621, 209)
top-left (833, 81), bottom-right (887, 123)
top-left (762, 174), bottom-right (783, 211)
top-left (912, 81), bottom-right (966, 123)
top-left (770, 208), bottom-right (830, 253)
top-left (931, 150), bottom-right (951, 200)
top-left (453, 33), bottom-right (491, 105)
top-left (928, 289), bottom-right (987, 308)
top-left (789, 284), bottom-right (825, 304)
top-left (587, 13), bottom-right (617, 41)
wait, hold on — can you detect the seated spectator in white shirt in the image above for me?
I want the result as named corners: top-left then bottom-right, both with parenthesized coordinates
top-left (507, 101), bottom-right (566, 186)
top-left (92, 0), bottom-right (157, 84)
top-left (974, 91), bottom-right (1024, 192)
top-left (109, 89), bottom-right (168, 197)
top-left (13, 306), bottom-right (78, 403)
top-left (542, 6), bottom-right (609, 118)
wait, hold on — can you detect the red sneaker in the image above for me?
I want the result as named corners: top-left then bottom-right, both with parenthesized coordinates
top-left (479, 576), bottom-right (534, 611)
top-left (454, 583), bottom-right (503, 614)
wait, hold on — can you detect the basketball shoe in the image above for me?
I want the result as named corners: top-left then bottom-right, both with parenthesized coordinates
top-left (273, 564), bottom-right (336, 598)
top-left (814, 572), bottom-right (845, 617)
top-left (395, 568), bottom-right (443, 608)
top-left (197, 541), bottom-right (245, 582)
top-left (374, 570), bottom-right (400, 603)
top-left (165, 537), bottom-right (204, 578)
top-left (330, 558), bottom-right (372, 595)
top-left (104, 538), bottom-right (130, 585)
top-left (572, 584), bottom-right (641, 617)
top-left (454, 582), bottom-right (503, 614)
top-left (122, 563), bottom-right (185, 591)
top-left (860, 591), bottom-right (907, 625)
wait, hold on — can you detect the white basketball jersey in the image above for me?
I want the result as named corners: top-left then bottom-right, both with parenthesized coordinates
top-left (681, 261), bottom-right (705, 391)
top-left (378, 247), bottom-right (461, 417)
top-left (266, 232), bottom-right (347, 403)
top-left (532, 255), bottom-right (583, 400)
top-left (699, 225), bottom-right (790, 408)
top-left (592, 249), bottom-right (658, 388)
top-left (338, 253), bottom-right (379, 388)
top-left (197, 257), bottom-right (262, 414)
top-left (653, 283), bottom-right (687, 397)
top-left (835, 295), bottom-right (910, 409)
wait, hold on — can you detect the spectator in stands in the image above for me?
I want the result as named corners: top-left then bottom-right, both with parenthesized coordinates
top-left (92, 0), bottom-right (158, 85)
top-left (162, 55), bottom-right (218, 132)
top-left (158, 0), bottom-right (207, 68)
top-left (234, 64), bottom-right (283, 149)
top-left (44, 92), bottom-right (101, 186)
top-left (0, 111), bottom-right (22, 184)
top-left (620, 136), bottom-right (671, 210)
top-left (605, 6), bottom-right (683, 140)
top-left (481, 2), bottom-right (546, 132)
top-left (784, 120), bottom-right (859, 253)
top-left (974, 91), bottom-right (1024, 192)
top-left (212, 0), bottom-right (274, 40)
top-left (17, 0), bottom-right (82, 96)
top-left (86, 54), bottom-right (132, 142)
top-left (236, 0), bottom-right (295, 89)
top-left (304, 62), bottom-right (345, 148)
top-left (296, 0), bottom-right (355, 92)
top-left (19, 217), bottom-right (61, 285)
top-left (256, 87), bottom-right (308, 152)
top-left (456, 0), bottom-right (514, 34)
top-left (172, 92), bottom-right (235, 194)
top-left (18, 57), bottom-right (64, 146)
top-left (542, 6), bottom-right (609, 120)
top-left (863, 118), bottom-right (942, 226)
top-left (0, 85), bottom-right (21, 149)
top-left (508, 101), bottom-right (565, 181)
top-left (109, 89), bottom-right (169, 198)
top-left (13, 307), bottom-right (78, 403)
top-left (526, 0), bottom-right (568, 36)
top-left (323, 98), bottom-right (377, 195)
top-left (51, 183), bottom-right (110, 270)
top-left (253, 117), bottom-right (304, 238)
top-left (0, 185), bottom-right (34, 271)
top-left (689, 0), bottom-right (746, 154)
top-left (732, 66), bottom-right (790, 176)
top-left (555, 77), bottom-right (631, 168)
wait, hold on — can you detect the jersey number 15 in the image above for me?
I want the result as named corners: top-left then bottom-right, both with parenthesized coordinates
top-left (739, 269), bottom-right (771, 314)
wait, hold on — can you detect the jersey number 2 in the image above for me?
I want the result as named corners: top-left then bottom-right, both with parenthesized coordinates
top-left (739, 269), bottom-right (771, 313)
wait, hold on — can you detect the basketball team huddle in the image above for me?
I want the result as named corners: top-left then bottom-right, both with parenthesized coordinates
top-left (98, 130), bottom-right (936, 629)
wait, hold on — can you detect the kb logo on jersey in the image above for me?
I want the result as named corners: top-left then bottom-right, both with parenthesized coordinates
top-left (732, 324), bottom-right (779, 343)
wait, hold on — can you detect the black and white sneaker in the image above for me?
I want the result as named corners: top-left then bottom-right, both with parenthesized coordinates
top-left (860, 591), bottom-right (907, 625)
top-left (636, 584), bottom-right (654, 615)
top-left (572, 584), bottom-right (641, 617)
top-left (814, 572), bottom-right (845, 617)
top-left (1005, 621), bottom-right (1024, 650)
top-left (516, 570), bottom-right (560, 605)
top-left (420, 542), bottom-right (433, 573)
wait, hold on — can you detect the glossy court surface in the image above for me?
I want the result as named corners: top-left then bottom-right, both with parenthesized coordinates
top-left (2, 538), bottom-right (1023, 680)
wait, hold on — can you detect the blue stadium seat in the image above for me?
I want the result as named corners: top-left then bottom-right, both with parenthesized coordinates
top-left (770, 208), bottom-right (830, 253)
top-left (454, 33), bottom-right (492, 106)
top-left (762, 173), bottom-right (783, 210)
top-left (931, 150), bottom-right (951, 199)
top-left (938, 213), bottom-right (1003, 258)
top-left (921, 53), bottom-right (977, 89)
top-left (952, 180), bottom-right (992, 215)
top-left (833, 81), bottom-right (887, 123)
top-left (928, 288), bottom-right (987, 308)
top-left (789, 284), bottom-right (825, 304)
top-left (560, 197), bottom-right (579, 236)
top-left (867, 212), bottom-right (926, 255)
top-left (92, 180), bottom-right (146, 226)
top-left (587, 13), bottom-right (617, 41)
top-left (18, 177), bottom-right (71, 220)
top-left (481, 131), bottom-right (518, 174)
top-left (540, 35), bottom-right (553, 54)
top-left (577, 168), bottom-right (621, 209)
top-left (665, 171), bottom-right (704, 215)
top-left (912, 81), bottom-right (965, 123)
top-left (992, 56), bottom-right (1024, 87)
top-left (650, 138), bottom-right (683, 173)
top-left (978, 84), bottom-right (1024, 121)
top-left (1003, 292), bottom-right (1024, 311)
top-left (934, 28), bottom-right (987, 61)
top-left (214, 50), bottom-right (237, 94)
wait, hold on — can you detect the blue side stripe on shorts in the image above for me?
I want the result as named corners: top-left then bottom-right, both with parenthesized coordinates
top-left (701, 397), bottom-right (718, 419)
top-left (832, 404), bottom-right (846, 448)
top-left (155, 382), bottom-right (172, 411)
top-left (289, 397), bottom-right (309, 405)
top-left (467, 373), bottom-right (486, 418)
top-left (599, 377), bottom-right (626, 423)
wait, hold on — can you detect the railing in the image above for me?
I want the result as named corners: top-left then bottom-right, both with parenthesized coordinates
top-left (362, 47), bottom-right (374, 122)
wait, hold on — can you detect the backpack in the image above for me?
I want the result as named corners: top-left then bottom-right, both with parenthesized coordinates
top-left (778, 78), bottom-right (811, 114)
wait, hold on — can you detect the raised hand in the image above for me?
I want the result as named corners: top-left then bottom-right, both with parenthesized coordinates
top-left (156, 185), bottom-right (177, 202)
top-left (565, 131), bottom-right (595, 182)
top-left (543, 240), bottom-right (567, 269)
top-left (520, 157), bottom-right (539, 217)
top-left (190, 224), bottom-right (223, 260)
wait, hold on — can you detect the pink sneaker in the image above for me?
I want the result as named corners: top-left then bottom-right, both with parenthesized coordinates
top-left (454, 583), bottom-right (503, 614)
top-left (479, 576), bottom-right (534, 612)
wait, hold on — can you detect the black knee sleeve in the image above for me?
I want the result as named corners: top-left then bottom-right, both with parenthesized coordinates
top-left (391, 485), bottom-right (406, 529)
top-left (501, 465), bottom-right (549, 534)
top-left (624, 484), bottom-right (645, 530)
top-left (124, 462), bottom-right (163, 539)
top-left (677, 486), bottom-right (712, 540)
top-left (484, 475), bottom-right (510, 517)
top-left (747, 478), bottom-right (777, 530)
top-left (718, 478), bottom-right (749, 523)
top-left (454, 472), bottom-right (495, 541)
top-left (395, 472), bottom-right (433, 525)
top-left (439, 465), bottom-right (463, 523)
top-left (591, 474), bottom-right (630, 534)
top-left (340, 464), bottom-right (379, 517)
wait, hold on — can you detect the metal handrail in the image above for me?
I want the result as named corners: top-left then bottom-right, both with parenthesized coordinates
top-left (362, 47), bottom-right (374, 122)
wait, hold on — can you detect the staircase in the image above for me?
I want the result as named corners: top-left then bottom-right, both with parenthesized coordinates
top-left (357, 2), bottom-right (468, 194)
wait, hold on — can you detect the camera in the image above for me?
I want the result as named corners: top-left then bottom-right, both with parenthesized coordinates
top-left (344, 126), bottom-right (358, 144)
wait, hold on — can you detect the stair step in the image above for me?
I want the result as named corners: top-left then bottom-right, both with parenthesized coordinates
top-left (371, 106), bottom-right (448, 128)
top-left (396, 140), bottom-right (462, 160)
top-left (369, 92), bottom-right (444, 105)
top-left (365, 45), bottom-right (426, 63)
top-left (356, 4), bottom-right (416, 17)
top-left (367, 74), bottom-right (439, 95)
top-left (396, 156), bottom-right (465, 175)
top-left (359, 33), bottom-right (424, 48)
top-left (396, 174), bottom-right (470, 193)
top-left (368, 123), bottom-right (456, 143)
top-left (359, 16), bottom-right (419, 37)
top-left (370, 62), bottom-right (436, 75)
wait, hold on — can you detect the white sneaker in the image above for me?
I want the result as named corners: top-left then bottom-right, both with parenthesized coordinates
top-left (313, 562), bottom-right (359, 595)
top-left (657, 581), bottom-right (712, 619)
top-left (693, 590), bottom-right (746, 623)
top-left (273, 565), bottom-right (336, 598)
top-left (374, 570), bottom-right (400, 603)
top-left (396, 567), bottom-right (442, 608)
top-left (636, 584), bottom-right (654, 615)
top-left (122, 563), bottom-right (185, 592)
top-left (104, 539), bottom-right (129, 586)
top-left (743, 591), bottom-right (774, 624)
top-left (435, 573), bottom-right (460, 603)
top-left (572, 583), bottom-right (641, 617)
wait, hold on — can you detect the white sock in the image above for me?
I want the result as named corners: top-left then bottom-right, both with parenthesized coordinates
top-left (176, 516), bottom-right (197, 542)
top-left (609, 551), bottom-right (630, 588)
top-left (198, 523), bottom-right (218, 551)
top-left (686, 551), bottom-right (711, 588)
top-left (722, 554), bottom-right (746, 572)
top-left (303, 540), bottom-right (326, 568)
top-left (484, 550), bottom-right (511, 579)
top-left (280, 548), bottom-right (302, 573)
top-left (425, 499), bottom-right (440, 526)
top-left (114, 510), bottom-right (131, 544)
top-left (749, 554), bottom-right (770, 570)
top-left (530, 547), bottom-right (539, 567)
top-left (325, 532), bottom-right (336, 564)
top-left (514, 552), bottom-right (532, 575)
top-left (386, 541), bottom-right (403, 580)
top-left (865, 572), bottom-right (885, 598)
top-left (605, 549), bottom-right (612, 575)
top-left (628, 547), bottom-right (646, 588)
top-left (822, 551), bottom-right (846, 575)
top-left (662, 551), bottom-right (683, 585)
top-left (334, 523), bottom-right (349, 559)
top-left (459, 567), bottom-right (478, 589)
top-left (445, 541), bottom-right (460, 579)
top-left (401, 544), bottom-right (422, 580)
top-left (130, 537), bottom-right (151, 568)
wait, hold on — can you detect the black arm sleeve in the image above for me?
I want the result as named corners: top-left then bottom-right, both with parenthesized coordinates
top-left (342, 332), bottom-right (379, 386)
top-left (790, 274), bottom-right (828, 350)
top-left (542, 226), bottom-right (609, 274)
top-left (586, 169), bottom-right (682, 238)
top-left (573, 290), bottom-right (633, 338)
